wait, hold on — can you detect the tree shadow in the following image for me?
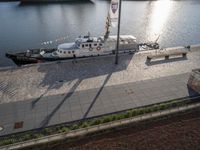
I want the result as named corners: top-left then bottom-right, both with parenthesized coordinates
top-left (145, 56), bottom-right (188, 66)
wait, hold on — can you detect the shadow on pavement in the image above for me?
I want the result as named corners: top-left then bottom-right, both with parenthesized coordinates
top-left (37, 54), bottom-right (134, 90)
top-left (37, 54), bottom-right (134, 127)
top-left (82, 67), bottom-right (114, 119)
top-left (40, 78), bottom-right (82, 127)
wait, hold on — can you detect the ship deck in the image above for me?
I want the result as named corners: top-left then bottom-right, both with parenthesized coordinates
top-left (0, 44), bottom-right (200, 136)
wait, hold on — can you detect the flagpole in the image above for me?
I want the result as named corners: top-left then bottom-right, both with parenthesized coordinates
top-left (115, 0), bottom-right (122, 64)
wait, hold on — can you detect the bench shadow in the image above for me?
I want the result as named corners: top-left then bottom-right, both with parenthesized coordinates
top-left (145, 56), bottom-right (188, 66)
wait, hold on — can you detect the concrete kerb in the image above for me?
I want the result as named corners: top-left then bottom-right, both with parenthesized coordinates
top-left (1, 102), bottom-right (200, 150)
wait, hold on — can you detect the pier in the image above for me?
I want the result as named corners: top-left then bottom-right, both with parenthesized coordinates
top-left (0, 44), bottom-right (200, 136)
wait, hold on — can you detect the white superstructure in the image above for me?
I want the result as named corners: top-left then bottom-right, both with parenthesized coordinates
top-left (48, 35), bottom-right (138, 58)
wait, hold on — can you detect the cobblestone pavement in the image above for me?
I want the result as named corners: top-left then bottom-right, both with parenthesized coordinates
top-left (0, 45), bottom-right (199, 136)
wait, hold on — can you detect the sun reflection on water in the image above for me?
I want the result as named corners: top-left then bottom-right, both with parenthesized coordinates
top-left (148, 0), bottom-right (172, 41)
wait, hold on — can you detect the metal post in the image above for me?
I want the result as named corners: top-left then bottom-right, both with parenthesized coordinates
top-left (115, 0), bottom-right (122, 64)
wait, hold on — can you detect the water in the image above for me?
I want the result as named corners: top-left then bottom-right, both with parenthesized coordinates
top-left (0, 0), bottom-right (200, 67)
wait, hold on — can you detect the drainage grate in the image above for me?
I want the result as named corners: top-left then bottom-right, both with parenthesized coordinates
top-left (14, 121), bottom-right (23, 129)
top-left (0, 81), bottom-right (17, 97)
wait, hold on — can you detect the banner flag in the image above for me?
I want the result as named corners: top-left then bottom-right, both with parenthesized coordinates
top-left (109, 0), bottom-right (119, 27)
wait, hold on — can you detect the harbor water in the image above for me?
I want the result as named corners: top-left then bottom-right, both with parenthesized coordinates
top-left (0, 0), bottom-right (200, 67)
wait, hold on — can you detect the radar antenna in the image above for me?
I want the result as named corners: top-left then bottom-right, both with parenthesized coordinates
top-left (155, 34), bottom-right (160, 43)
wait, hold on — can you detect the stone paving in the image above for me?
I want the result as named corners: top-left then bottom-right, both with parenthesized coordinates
top-left (0, 45), bottom-right (200, 136)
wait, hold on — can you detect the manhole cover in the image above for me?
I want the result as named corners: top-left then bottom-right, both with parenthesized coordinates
top-left (0, 126), bottom-right (3, 131)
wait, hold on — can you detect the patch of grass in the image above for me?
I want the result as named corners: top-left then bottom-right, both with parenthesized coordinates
top-left (89, 119), bottom-right (102, 126)
top-left (41, 128), bottom-right (50, 135)
top-left (59, 127), bottom-right (70, 133)
top-left (79, 122), bottom-right (89, 128)
top-left (22, 134), bottom-right (33, 141)
top-left (33, 133), bottom-right (43, 139)
top-left (102, 116), bottom-right (112, 123)
top-left (0, 139), bottom-right (15, 145)
top-left (70, 124), bottom-right (79, 130)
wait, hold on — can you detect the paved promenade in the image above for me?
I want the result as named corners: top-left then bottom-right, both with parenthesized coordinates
top-left (0, 45), bottom-right (200, 136)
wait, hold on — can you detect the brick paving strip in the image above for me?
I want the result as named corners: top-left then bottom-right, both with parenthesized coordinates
top-left (0, 102), bottom-right (200, 150)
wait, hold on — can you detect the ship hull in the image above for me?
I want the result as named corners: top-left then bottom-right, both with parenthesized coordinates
top-left (5, 48), bottom-right (109, 66)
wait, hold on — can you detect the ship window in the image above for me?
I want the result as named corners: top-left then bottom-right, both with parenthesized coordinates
top-left (94, 43), bottom-right (97, 46)
top-left (68, 51), bottom-right (71, 54)
top-left (60, 51), bottom-right (62, 53)
top-left (85, 44), bottom-right (88, 47)
top-left (89, 44), bottom-right (91, 47)
top-left (72, 51), bottom-right (74, 53)
top-left (82, 44), bottom-right (84, 48)
top-left (64, 51), bottom-right (66, 54)
top-left (99, 43), bottom-right (103, 46)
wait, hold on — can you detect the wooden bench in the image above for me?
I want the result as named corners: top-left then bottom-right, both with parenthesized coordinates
top-left (147, 51), bottom-right (187, 61)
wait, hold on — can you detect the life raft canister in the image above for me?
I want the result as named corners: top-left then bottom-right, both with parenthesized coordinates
top-left (96, 46), bottom-right (101, 51)
top-left (89, 47), bottom-right (93, 51)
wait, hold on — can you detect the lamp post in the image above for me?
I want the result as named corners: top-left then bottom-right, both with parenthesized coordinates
top-left (115, 0), bottom-right (122, 64)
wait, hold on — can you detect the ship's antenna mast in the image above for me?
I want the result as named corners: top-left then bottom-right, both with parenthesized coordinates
top-left (155, 34), bottom-right (160, 43)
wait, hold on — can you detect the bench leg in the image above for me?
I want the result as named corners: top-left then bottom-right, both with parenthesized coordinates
top-left (147, 57), bottom-right (151, 62)
top-left (182, 53), bottom-right (187, 57)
